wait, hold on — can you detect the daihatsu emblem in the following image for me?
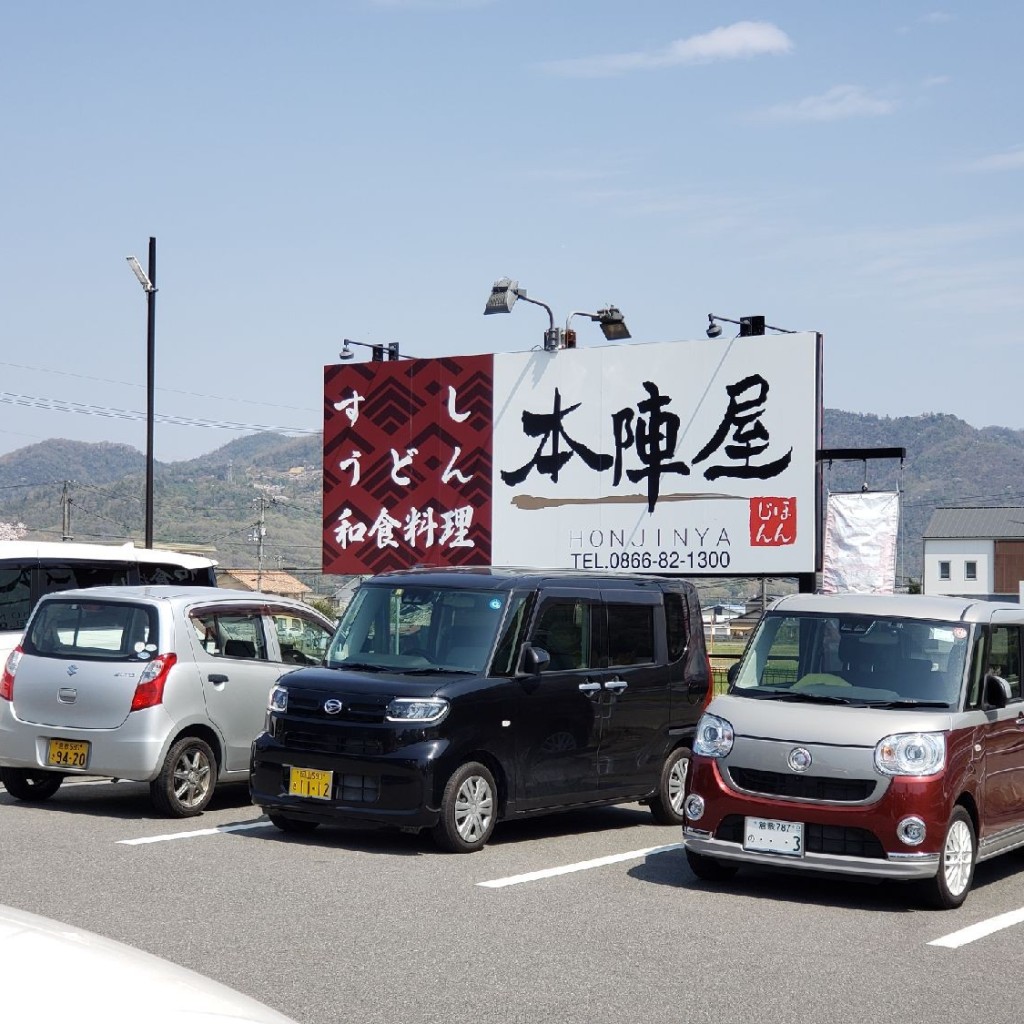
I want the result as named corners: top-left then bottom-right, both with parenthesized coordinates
top-left (66, 665), bottom-right (78, 677)
top-left (788, 747), bottom-right (812, 772)
top-left (323, 699), bottom-right (344, 715)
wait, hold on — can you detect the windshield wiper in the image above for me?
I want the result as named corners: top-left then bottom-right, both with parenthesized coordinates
top-left (765, 692), bottom-right (856, 705)
top-left (860, 699), bottom-right (951, 709)
top-left (331, 661), bottom-right (387, 673)
top-left (402, 666), bottom-right (476, 676)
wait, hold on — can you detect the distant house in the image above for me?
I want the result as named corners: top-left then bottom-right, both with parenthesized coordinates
top-left (217, 568), bottom-right (312, 600)
top-left (922, 507), bottom-right (1024, 601)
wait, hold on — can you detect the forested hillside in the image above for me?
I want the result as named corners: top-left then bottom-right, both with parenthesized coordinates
top-left (2, 410), bottom-right (1022, 588)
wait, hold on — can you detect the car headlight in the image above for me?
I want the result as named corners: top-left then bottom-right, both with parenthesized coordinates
top-left (386, 697), bottom-right (449, 724)
top-left (268, 685), bottom-right (288, 713)
top-left (874, 732), bottom-right (945, 777)
top-left (693, 712), bottom-right (734, 758)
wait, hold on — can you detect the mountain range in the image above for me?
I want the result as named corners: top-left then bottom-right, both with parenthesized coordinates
top-left (1, 409), bottom-right (1021, 591)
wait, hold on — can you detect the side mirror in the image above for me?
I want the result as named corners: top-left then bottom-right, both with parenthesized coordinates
top-left (726, 661), bottom-right (742, 687)
top-left (518, 644), bottom-right (550, 677)
top-left (984, 672), bottom-right (1011, 709)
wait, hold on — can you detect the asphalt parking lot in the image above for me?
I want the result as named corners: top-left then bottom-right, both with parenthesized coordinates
top-left (4, 778), bottom-right (1024, 1024)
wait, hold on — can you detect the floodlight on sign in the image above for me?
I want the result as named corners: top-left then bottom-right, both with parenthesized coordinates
top-left (484, 277), bottom-right (520, 315)
top-left (597, 306), bottom-right (630, 341)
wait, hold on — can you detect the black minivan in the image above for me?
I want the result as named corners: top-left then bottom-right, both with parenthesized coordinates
top-left (250, 568), bottom-right (711, 852)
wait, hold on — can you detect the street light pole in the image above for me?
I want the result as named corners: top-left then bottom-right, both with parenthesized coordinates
top-left (127, 238), bottom-right (157, 548)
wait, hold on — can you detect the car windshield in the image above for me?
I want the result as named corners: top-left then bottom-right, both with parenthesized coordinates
top-left (325, 584), bottom-right (511, 674)
top-left (731, 611), bottom-right (971, 708)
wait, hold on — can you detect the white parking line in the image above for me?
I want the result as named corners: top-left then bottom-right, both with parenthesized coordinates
top-left (477, 842), bottom-right (682, 888)
top-left (928, 907), bottom-right (1024, 948)
top-left (118, 819), bottom-right (274, 845)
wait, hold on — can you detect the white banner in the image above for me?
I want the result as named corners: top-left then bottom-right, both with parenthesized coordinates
top-left (821, 491), bottom-right (900, 594)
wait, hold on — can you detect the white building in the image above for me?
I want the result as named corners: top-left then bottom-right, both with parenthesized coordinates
top-left (922, 507), bottom-right (1024, 600)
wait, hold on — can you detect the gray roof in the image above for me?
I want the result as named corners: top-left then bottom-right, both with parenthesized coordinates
top-left (923, 506), bottom-right (1024, 540)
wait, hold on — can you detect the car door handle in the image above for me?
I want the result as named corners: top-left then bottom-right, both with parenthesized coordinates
top-left (604, 679), bottom-right (628, 694)
top-left (578, 681), bottom-right (602, 694)
top-left (208, 673), bottom-right (228, 684)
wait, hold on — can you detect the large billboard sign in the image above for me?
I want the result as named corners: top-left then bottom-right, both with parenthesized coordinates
top-left (323, 334), bottom-right (821, 576)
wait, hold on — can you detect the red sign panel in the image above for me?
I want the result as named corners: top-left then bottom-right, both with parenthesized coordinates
top-left (323, 356), bottom-right (494, 574)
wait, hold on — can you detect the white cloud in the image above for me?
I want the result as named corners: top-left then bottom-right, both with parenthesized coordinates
top-left (963, 146), bottom-right (1024, 172)
top-left (921, 11), bottom-right (953, 24)
top-left (766, 85), bottom-right (895, 122)
top-left (541, 21), bottom-right (792, 78)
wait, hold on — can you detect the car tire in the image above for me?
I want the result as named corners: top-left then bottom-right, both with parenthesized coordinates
top-left (268, 812), bottom-right (320, 834)
top-left (924, 806), bottom-right (976, 910)
top-left (648, 747), bottom-right (690, 825)
top-left (149, 737), bottom-right (216, 818)
top-left (431, 761), bottom-right (497, 853)
top-left (685, 848), bottom-right (739, 882)
top-left (0, 767), bottom-right (64, 802)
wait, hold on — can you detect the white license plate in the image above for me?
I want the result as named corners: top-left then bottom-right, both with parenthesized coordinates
top-left (743, 816), bottom-right (804, 857)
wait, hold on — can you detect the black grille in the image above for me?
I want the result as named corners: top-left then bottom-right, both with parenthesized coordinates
top-left (716, 815), bottom-right (884, 859)
top-left (729, 767), bottom-right (876, 802)
top-left (286, 690), bottom-right (387, 723)
top-left (279, 724), bottom-right (383, 757)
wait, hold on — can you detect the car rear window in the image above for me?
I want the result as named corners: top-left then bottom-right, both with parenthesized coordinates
top-left (23, 600), bottom-right (159, 662)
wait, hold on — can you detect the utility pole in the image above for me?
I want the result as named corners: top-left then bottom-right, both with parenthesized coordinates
top-left (61, 481), bottom-right (73, 541)
top-left (251, 494), bottom-right (272, 590)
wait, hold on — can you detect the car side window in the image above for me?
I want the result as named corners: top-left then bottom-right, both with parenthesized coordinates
top-left (606, 603), bottom-right (655, 666)
top-left (190, 611), bottom-right (268, 660)
top-left (533, 599), bottom-right (590, 672)
top-left (664, 593), bottom-right (688, 663)
top-left (274, 612), bottom-right (333, 665)
top-left (987, 625), bottom-right (1022, 702)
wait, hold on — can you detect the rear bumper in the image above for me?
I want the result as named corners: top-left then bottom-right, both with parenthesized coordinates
top-left (0, 702), bottom-right (174, 782)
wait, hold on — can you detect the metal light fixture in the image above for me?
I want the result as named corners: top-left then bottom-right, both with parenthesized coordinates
top-left (339, 338), bottom-right (401, 361)
top-left (126, 239), bottom-right (157, 548)
top-left (483, 277), bottom-right (561, 350)
top-left (706, 314), bottom-right (797, 339)
top-left (486, 278), bottom-right (629, 352)
top-left (597, 306), bottom-right (630, 341)
top-left (564, 306), bottom-right (631, 348)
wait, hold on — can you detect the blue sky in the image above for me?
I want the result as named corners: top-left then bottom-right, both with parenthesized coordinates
top-left (1, 1), bottom-right (1021, 461)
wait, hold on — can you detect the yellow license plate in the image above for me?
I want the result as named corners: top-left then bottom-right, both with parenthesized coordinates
top-left (47, 739), bottom-right (90, 769)
top-left (288, 767), bottom-right (333, 800)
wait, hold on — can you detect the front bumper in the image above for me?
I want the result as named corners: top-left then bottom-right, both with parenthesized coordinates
top-left (683, 757), bottom-right (946, 881)
top-left (249, 730), bottom-right (449, 830)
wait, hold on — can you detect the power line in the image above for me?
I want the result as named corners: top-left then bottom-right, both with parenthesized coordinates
top-left (0, 360), bottom-right (316, 414)
top-left (0, 391), bottom-right (318, 436)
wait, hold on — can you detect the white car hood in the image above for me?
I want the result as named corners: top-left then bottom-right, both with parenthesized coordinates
top-left (0, 904), bottom-right (298, 1024)
top-left (708, 693), bottom-right (956, 746)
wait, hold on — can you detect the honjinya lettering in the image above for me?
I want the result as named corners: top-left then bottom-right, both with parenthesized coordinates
top-left (611, 381), bottom-right (690, 511)
top-left (501, 375), bottom-right (792, 511)
top-left (691, 374), bottom-right (793, 482)
top-left (500, 387), bottom-right (613, 486)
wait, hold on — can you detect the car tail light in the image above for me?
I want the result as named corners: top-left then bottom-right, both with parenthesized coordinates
top-left (0, 647), bottom-right (22, 701)
top-left (130, 653), bottom-right (177, 712)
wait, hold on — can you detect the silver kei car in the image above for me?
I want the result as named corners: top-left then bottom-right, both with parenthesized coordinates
top-left (0, 585), bottom-right (335, 817)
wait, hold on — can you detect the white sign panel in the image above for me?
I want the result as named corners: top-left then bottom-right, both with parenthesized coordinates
top-left (490, 334), bottom-right (819, 575)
